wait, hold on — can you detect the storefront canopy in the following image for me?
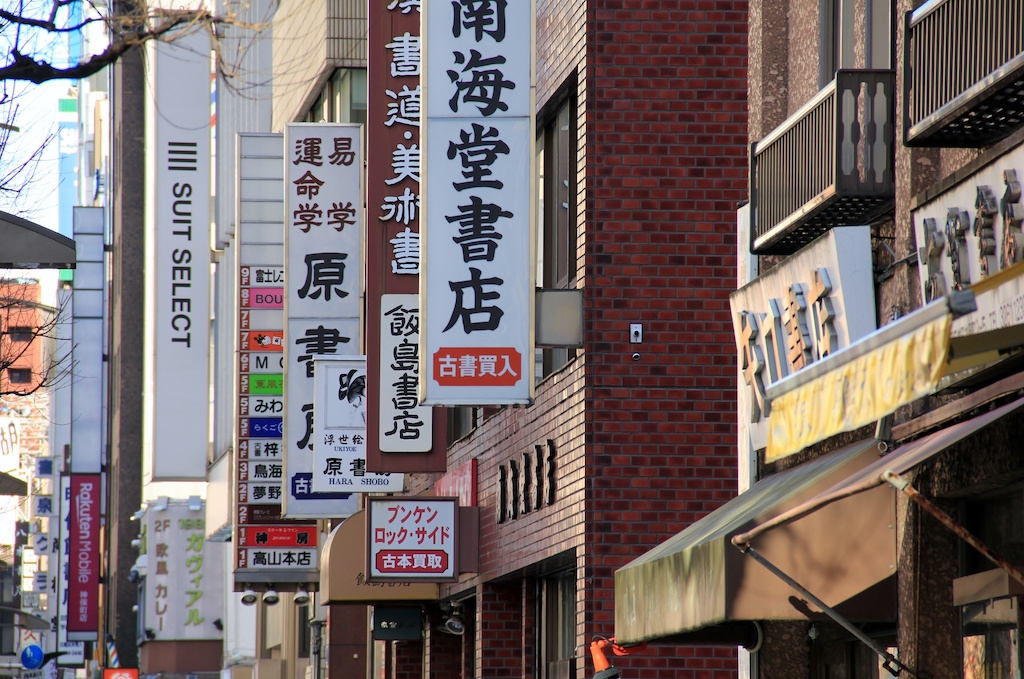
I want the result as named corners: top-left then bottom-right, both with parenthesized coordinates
top-left (0, 210), bottom-right (76, 269)
top-left (614, 395), bottom-right (1024, 645)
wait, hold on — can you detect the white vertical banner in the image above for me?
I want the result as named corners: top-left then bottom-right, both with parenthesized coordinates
top-left (312, 358), bottom-right (404, 493)
top-left (144, 29), bottom-right (212, 481)
top-left (283, 123), bottom-right (363, 519)
top-left (71, 208), bottom-right (105, 473)
top-left (420, 0), bottom-right (536, 405)
top-left (145, 502), bottom-right (224, 640)
top-left (379, 295), bottom-right (433, 451)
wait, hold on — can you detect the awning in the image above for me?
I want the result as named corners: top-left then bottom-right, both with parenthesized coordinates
top-left (320, 510), bottom-right (438, 603)
top-left (0, 472), bottom-right (26, 497)
top-left (614, 394), bottom-right (1024, 645)
top-left (614, 438), bottom-right (896, 644)
top-left (0, 210), bottom-right (76, 269)
top-left (733, 395), bottom-right (1024, 547)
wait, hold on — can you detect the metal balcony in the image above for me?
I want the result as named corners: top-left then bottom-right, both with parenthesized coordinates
top-left (750, 70), bottom-right (895, 255)
top-left (905, 0), bottom-right (1024, 147)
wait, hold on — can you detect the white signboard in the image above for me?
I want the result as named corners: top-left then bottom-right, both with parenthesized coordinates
top-left (312, 358), bottom-right (404, 493)
top-left (236, 548), bottom-right (318, 570)
top-left (283, 123), bottom-right (363, 519)
top-left (378, 295), bottom-right (432, 451)
top-left (913, 140), bottom-right (1024, 315)
top-left (420, 0), bottom-right (536, 405)
top-left (71, 207), bottom-right (105, 474)
top-left (145, 502), bottom-right (224, 640)
top-left (367, 497), bottom-right (457, 581)
top-left (144, 29), bottom-right (212, 480)
top-left (729, 227), bottom-right (876, 452)
top-left (0, 417), bottom-right (19, 474)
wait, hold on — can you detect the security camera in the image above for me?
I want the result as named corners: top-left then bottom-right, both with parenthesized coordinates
top-left (240, 589), bottom-right (258, 606)
top-left (127, 568), bottom-right (140, 584)
top-left (263, 589), bottom-right (280, 606)
top-left (293, 588), bottom-right (310, 606)
top-left (440, 614), bottom-right (464, 636)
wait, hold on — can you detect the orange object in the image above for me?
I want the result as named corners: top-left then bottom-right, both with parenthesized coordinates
top-left (589, 637), bottom-right (649, 672)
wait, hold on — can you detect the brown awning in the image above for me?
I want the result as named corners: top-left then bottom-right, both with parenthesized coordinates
top-left (0, 211), bottom-right (76, 269)
top-left (320, 510), bottom-right (438, 603)
top-left (732, 395), bottom-right (1024, 548)
top-left (0, 472), bottom-right (26, 497)
top-left (614, 438), bottom-right (897, 644)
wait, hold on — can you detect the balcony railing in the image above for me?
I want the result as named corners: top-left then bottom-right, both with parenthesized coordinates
top-left (905, 0), bottom-right (1024, 147)
top-left (750, 70), bottom-right (895, 255)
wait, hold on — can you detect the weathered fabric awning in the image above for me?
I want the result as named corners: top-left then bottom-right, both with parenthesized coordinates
top-left (0, 210), bottom-right (76, 269)
top-left (0, 472), bottom-right (26, 497)
top-left (733, 395), bottom-right (1024, 548)
top-left (614, 438), bottom-right (896, 644)
top-left (615, 395), bottom-right (1024, 645)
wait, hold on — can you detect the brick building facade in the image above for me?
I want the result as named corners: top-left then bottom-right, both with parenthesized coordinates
top-left (609, 1), bottom-right (1024, 679)
top-left (376, 1), bottom-right (750, 677)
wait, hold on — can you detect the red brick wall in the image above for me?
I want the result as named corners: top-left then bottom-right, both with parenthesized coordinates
top-left (393, 638), bottom-right (423, 679)
top-left (583, 1), bottom-right (747, 677)
top-left (406, 1), bottom-right (747, 678)
top-left (476, 581), bottom-right (525, 678)
top-left (425, 609), bottom-right (465, 679)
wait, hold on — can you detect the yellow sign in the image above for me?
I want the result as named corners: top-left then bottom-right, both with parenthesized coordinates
top-left (767, 314), bottom-right (951, 462)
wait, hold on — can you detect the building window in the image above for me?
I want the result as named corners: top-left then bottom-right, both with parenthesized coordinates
top-left (306, 69), bottom-right (368, 125)
top-left (537, 571), bottom-right (576, 679)
top-left (6, 369), bottom-right (30, 384)
top-left (960, 492), bottom-right (1023, 679)
top-left (535, 92), bottom-right (578, 381)
top-left (6, 327), bottom-right (31, 343)
top-left (447, 407), bottom-right (477, 446)
top-left (820, 0), bottom-right (892, 86)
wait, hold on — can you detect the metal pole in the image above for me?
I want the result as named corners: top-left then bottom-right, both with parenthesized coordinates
top-left (883, 470), bottom-right (1024, 588)
top-left (736, 544), bottom-right (912, 676)
top-left (310, 620), bottom-right (324, 679)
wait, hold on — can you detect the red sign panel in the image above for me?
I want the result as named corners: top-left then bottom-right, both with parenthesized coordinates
top-left (365, 0), bottom-right (447, 473)
top-left (434, 458), bottom-right (477, 506)
top-left (240, 330), bottom-right (284, 352)
top-left (68, 474), bottom-right (101, 637)
top-left (237, 525), bottom-right (317, 548)
top-left (374, 550), bottom-right (449, 574)
top-left (432, 347), bottom-right (523, 386)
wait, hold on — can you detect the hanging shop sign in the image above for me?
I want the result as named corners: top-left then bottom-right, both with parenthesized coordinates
top-left (283, 123), bottom-right (362, 520)
top-left (66, 474), bottom-right (99, 640)
top-left (144, 501), bottom-right (224, 640)
top-left (143, 29), bottom-right (211, 481)
top-left (234, 133), bottom-right (328, 590)
top-left (913, 141), bottom-right (1024, 341)
top-left (70, 207), bottom-right (104, 474)
top-left (420, 0), bottom-right (537, 405)
top-left (312, 358), bottom-right (404, 493)
top-left (729, 227), bottom-right (876, 454)
top-left (366, 0), bottom-right (447, 474)
top-left (366, 497), bottom-right (458, 582)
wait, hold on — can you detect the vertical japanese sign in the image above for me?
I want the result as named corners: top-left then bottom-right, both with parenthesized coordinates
top-left (366, 497), bottom-right (458, 582)
top-left (234, 133), bottom-right (338, 587)
top-left (312, 358), bottom-right (404, 493)
top-left (284, 124), bottom-right (363, 520)
top-left (143, 29), bottom-right (212, 480)
top-left (66, 474), bottom-right (99, 640)
top-left (145, 502), bottom-right (224, 639)
top-left (420, 0), bottom-right (536, 405)
top-left (366, 0), bottom-right (447, 473)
